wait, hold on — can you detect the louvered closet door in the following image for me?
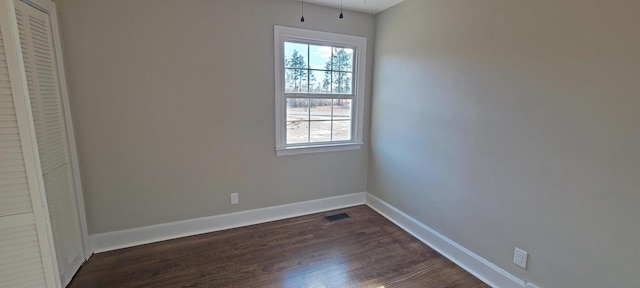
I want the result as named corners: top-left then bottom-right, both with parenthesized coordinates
top-left (0, 22), bottom-right (47, 288)
top-left (16, 0), bottom-right (84, 285)
top-left (0, 36), bottom-right (30, 218)
top-left (0, 1), bottom-right (57, 286)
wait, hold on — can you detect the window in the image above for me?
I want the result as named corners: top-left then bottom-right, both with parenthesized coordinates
top-left (274, 26), bottom-right (367, 156)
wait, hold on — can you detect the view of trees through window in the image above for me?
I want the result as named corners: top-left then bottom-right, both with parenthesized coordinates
top-left (284, 42), bottom-right (354, 145)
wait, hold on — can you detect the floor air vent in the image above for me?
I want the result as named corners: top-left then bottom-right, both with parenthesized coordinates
top-left (325, 213), bottom-right (350, 222)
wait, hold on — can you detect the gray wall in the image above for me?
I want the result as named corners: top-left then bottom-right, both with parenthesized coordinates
top-left (56, 0), bottom-right (375, 234)
top-left (370, 1), bottom-right (640, 287)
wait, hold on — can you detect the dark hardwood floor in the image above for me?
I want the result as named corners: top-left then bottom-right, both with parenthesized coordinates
top-left (69, 206), bottom-right (490, 288)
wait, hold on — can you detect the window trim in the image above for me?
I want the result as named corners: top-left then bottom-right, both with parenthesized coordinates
top-left (274, 25), bottom-right (367, 156)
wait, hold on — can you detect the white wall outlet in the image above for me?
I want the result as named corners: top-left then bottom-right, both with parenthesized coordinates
top-left (514, 247), bottom-right (528, 269)
top-left (230, 193), bottom-right (239, 205)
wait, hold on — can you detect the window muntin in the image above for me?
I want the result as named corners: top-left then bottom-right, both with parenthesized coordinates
top-left (275, 26), bottom-right (366, 156)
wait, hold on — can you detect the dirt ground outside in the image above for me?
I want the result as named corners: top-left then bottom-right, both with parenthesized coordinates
top-left (286, 104), bottom-right (352, 144)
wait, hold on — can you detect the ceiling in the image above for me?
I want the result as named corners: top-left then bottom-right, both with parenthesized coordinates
top-left (300, 0), bottom-right (405, 14)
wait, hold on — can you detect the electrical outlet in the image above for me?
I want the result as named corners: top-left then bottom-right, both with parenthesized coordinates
top-left (514, 247), bottom-right (528, 269)
top-left (230, 193), bottom-right (239, 205)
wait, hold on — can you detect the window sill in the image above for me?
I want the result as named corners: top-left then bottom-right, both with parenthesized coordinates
top-left (276, 143), bottom-right (363, 156)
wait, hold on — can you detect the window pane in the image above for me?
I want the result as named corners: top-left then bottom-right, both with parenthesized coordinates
top-left (310, 121), bottom-right (332, 143)
top-left (286, 98), bottom-right (309, 121)
top-left (287, 121), bottom-right (309, 144)
top-left (284, 42), bottom-right (308, 69)
top-left (332, 72), bottom-right (352, 94)
top-left (309, 45), bottom-right (332, 70)
top-left (309, 70), bottom-right (331, 93)
top-left (332, 47), bottom-right (353, 72)
top-left (332, 120), bottom-right (352, 141)
top-left (332, 99), bottom-right (352, 120)
top-left (310, 99), bottom-right (332, 120)
top-left (285, 69), bottom-right (308, 93)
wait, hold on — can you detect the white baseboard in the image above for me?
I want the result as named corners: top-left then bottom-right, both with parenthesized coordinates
top-left (365, 193), bottom-right (528, 288)
top-left (89, 191), bottom-right (540, 288)
top-left (90, 192), bottom-right (366, 253)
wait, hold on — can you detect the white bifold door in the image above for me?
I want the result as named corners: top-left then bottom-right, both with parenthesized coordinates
top-left (0, 0), bottom-right (85, 287)
top-left (0, 2), bottom-right (56, 286)
top-left (15, 0), bottom-right (85, 285)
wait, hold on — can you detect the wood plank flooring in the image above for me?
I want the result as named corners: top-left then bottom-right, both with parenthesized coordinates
top-left (68, 206), bottom-right (490, 288)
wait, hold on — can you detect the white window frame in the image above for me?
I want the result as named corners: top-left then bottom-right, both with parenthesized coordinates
top-left (274, 25), bottom-right (366, 156)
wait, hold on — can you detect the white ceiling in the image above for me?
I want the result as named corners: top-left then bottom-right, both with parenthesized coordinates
top-left (300, 0), bottom-right (405, 14)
